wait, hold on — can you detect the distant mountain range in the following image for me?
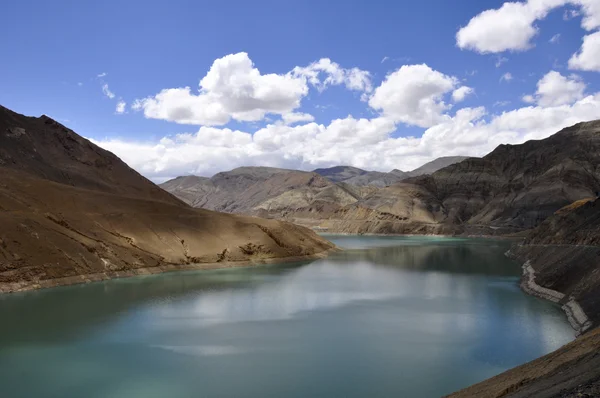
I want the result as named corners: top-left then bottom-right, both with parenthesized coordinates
top-left (159, 157), bottom-right (469, 225)
top-left (161, 122), bottom-right (600, 236)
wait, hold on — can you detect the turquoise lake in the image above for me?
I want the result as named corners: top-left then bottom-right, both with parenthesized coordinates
top-left (0, 236), bottom-right (575, 397)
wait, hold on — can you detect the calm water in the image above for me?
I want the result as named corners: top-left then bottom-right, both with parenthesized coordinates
top-left (0, 236), bottom-right (574, 398)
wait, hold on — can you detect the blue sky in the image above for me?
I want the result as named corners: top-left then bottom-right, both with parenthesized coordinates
top-left (1, 0), bottom-right (600, 180)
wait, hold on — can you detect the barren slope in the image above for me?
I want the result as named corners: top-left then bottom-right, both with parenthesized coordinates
top-left (0, 106), bottom-right (335, 292)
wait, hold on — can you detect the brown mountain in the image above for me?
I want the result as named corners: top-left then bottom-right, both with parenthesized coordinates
top-left (160, 157), bottom-right (469, 228)
top-left (0, 105), bottom-right (334, 293)
top-left (316, 120), bottom-right (600, 235)
top-left (450, 197), bottom-right (600, 397)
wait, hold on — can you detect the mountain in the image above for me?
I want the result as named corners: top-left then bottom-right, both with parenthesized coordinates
top-left (404, 156), bottom-right (469, 177)
top-left (449, 197), bottom-right (600, 397)
top-left (312, 157), bottom-right (467, 187)
top-left (160, 166), bottom-right (378, 223)
top-left (312, 166), bottom-right (367, 183)
top-left (0, 105), bottom-right (334, 293)
top-left (160, 157), bottom-right (469, 225)
top-left (316, 121), bottom-right (600, 235)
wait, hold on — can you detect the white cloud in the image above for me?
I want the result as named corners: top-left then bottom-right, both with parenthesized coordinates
top-left (116, 100), bottom-right (127, 114)
top-left (494, 100), bottom-right (512, 107)
top-left (94, 91), bottom-right (600, 181)
top-left (568, 31), bottom-right (600, 72)
top-left (522, 94), bottom-right (536, 103)
top-left (133, 53), bottom-right (371, 126)
top-left (97, 72), bottom-right (107, 78)
top-left (495, 56), bottom-right (508, 67)
top-left (381, 56), bottom-right (389, 63)
top-left (577, 0), bottom-right (600, 30)
top-left (526, 71), bottom-right (586, 106)
top-left (282, 112), bottom-right (315, 125)
top-left (456, 0), bottom-right (600, 54)
top-left (564, 8), bottom-right (581, 20)
top-left (77, 82), bottom-right (83, 87)
top-left (500, 72), bottom-right (513, 82)
top-left (102, 84), bottom-right (115, 99)
top-left (452, 86), bottom-right (474, 102)
top-left (549, 33), bottom-right (561, 43)
top-left (292, 58), bottom-right (373, 93)
top-left (368, 64), bottom-right (458, 128)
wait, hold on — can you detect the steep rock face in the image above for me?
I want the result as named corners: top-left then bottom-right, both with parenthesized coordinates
top-left (0, 106), bottom-right (335, 292)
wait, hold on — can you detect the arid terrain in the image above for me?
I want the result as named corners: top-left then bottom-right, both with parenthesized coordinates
top-left (449, 197), bottom-right (600, 398)
top-left (0, 105), bottom-right (335, 292)
top-left (162, 122), bottom-right (600, 236)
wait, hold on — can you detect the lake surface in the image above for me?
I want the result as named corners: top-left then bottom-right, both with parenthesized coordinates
top-left (0, 236), bottom-right (575, 397)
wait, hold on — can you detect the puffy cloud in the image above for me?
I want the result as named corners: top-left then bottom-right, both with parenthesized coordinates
top-left (577, 0), bottom-right (600, 30)
top-left (282, 112), bottom-right (315, 125)
top-left (93, 88), bottom-right (600, 182)
top-left (115, 100), bottom-right (126, 114)
top-left (569, 31), bottom-right (600, 72)
top-left (456, 0), bottom-right (599, 54)
top-left (368, 64), bottom-right (458, 128)
top-left (522, 94), bottom-right (536, 103)
top-left (102, 84), bottom-right (115, 99)
top-left (133, 53), bottom-right (371, 126)
top-left (452, 86), bottom-right (474, 102)
top-left (292, 58), bottom-right (372, 93)
top-left (526, 71), bottom-right (586, 106)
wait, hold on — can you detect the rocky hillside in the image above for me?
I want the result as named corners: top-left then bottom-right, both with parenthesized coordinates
top-left (312, 156), bottom-right (468, 186)
top-left (160, 158), bottom-right (468, 226)
top-left (160, 166), bottom-right (379, 219)
top-left (449, 197), bottom-right (600, 397)
top-left (0, 105), bottom-right (335, 293)
top-left (161, 121), bottom-right (600, 236)
top-left (315, 121), bottom-right (600, 235)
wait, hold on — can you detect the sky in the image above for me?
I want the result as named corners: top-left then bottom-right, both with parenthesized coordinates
top-left (1, 0), bottom-right (600, 182)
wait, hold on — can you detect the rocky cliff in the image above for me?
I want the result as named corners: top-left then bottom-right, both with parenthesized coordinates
top-left (0, 105), bottom-right (335, 293)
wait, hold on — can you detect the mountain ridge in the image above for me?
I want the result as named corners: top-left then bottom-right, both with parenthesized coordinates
top-left (0, 105), bottom-right (335, 293)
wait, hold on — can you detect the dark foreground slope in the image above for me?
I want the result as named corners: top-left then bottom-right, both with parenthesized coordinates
top-left (449, 198), bottom-right (600, 397)
top-left (0, 105), bottom-right (334, 292)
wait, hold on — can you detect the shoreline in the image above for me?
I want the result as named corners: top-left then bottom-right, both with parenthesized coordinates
top-left (0, 247), bottom-right (339, 295)
top-left (519, 259), bottom-right (593, 335)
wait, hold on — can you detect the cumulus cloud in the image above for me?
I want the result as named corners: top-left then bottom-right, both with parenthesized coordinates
top-left (456, 0), bottom-right (600, 54)
top-left (115, 100), bottom-right (126, 114)
top-left (102, 84), bottom-right (115, 99)
top-left (525, 71), bottom-right (586, 106)
top-left (132, 53), bottom-right (371, 126)
top-left (94, 91), bottom-right (600, 181)
top-left (282, 112), bottom-right (315, 125)
top-left (368, 64), bottom-right (458, 128)
top-left (292, 58), bottom-right (373, 93)
top-left (569, 31), bottom-right (600, 72)
top-left (522, 94), bottom-right (536, 103)
top-left (452, 86), bottom-right (474, 103)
